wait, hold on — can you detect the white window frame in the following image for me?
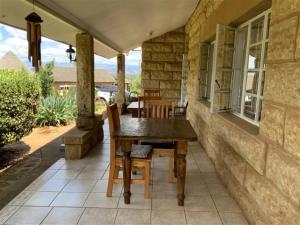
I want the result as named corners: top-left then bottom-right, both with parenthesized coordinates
top-left (206, 41), bottom-right (216, 102)
top-left (231, 9), bottom-right (271, 126)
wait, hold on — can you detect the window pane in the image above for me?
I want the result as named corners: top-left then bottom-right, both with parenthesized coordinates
top-left (250, 16), bottom-right (264, 44)
top-left (206, 43), bottom-right (215, 99)
top-left (244, 95), bottom-right (257, 120)
top-left (260, 71), bottom-right (265, 96)
top-left (248, 45), bottom-right (262, 69)
top-left (245, 71), bottom-right (259, 94)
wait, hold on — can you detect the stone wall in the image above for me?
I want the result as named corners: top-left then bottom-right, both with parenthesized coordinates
top-left (141, 27), bottom-right (185, 101)
top-left (183, 0), bottom-right (300, 225)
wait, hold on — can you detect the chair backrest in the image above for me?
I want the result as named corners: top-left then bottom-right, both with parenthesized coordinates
top-left (144, 89), bottom-right (160, 97)
top-left (106, 103), bottom-right (120, 138)
top-left (145, 99), bottom-right (175, 119)
top-left (137, 96), bottom-right (161, 118)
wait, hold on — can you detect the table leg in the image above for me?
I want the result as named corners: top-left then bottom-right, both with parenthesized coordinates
top-left (121, 140), bottom-right (132, 204)
top-left (176, 141), bottom-right (188, 206)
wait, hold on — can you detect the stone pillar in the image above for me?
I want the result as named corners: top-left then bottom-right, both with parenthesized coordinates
top-left (116, 53), bottom-right (125, 113)
top-left (76, 33), bottom-right (95, 130)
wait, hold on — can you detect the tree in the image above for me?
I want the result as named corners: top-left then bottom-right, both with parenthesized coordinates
top-left (130, 74), bottom-right (141, 95)
top-left (38, 61), bottom-right (54, 98)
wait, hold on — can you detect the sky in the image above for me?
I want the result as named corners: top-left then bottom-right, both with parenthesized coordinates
top-left (0, 23), bottom-right (141, 74)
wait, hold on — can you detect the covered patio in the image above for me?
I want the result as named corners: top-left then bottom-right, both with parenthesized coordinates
top-left (0, 0), bottom-right (299, 225)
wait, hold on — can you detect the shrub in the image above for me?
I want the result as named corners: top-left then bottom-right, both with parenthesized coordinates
top-left (37, 61), bottom-right (54, 98)
top-left (0, 69), bottom-right (40, 147)
top-left (36, 95), bottom-right (77, 126)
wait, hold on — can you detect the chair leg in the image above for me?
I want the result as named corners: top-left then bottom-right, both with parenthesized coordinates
top-left (168, 157), bottom-right (174, 183)
top-left (107, 163), bottom-right (116, 197)
top-left (144, 162), bottom-right (150, 199)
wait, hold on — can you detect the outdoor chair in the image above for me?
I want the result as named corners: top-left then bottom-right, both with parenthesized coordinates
top-left (141, 99), bottom-right (176, 183)
top-left (106, 103), bottom-right (152, 199)
top-left (137, 96), bottom-right (161, 118)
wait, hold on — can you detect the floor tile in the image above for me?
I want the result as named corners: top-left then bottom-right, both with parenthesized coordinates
top-left (207, 184), bottom-right (230, 197)
top-left (115, 209), bottom-right (150, 225)
top-left (185, 211), bottom-right (223, 225)
top-left (118, 194), bottom-right (151, 209)
top-left (152, 197), bottom-right (183, 211)
top-left (62, 179), bottom-right (97, 192)
top-left (8, 191), bottom-right (34, 206)
top-left (84, 192), bottom-right (119, 208)
top-left (52, 169), bottom-right (80, 179)
top-left (76, 170), bottom-right (105, 180)
top-left (184, 196), bottom-right (217, 212)
top-left (37, 178), bottom-right (70, 192)
top-left (151, 210), bottom-right (186, 225)
top-left (41, 207), bottom-right (84, 225)
top-left (220, 212), bottom-right (249, 225)
top-left (24, 192), bottom-right (58, 206)
top-left (51, 192), bottom-right (88, 207)
top-left (4, 206), bottom-right (52, 225)
top-left (92, 179), bottom-right (123, 194)
top-left (0, 206), bottom-right (20, 224)
top-left (78, 208), bottom-right (117, 225)
top-left (213, 196), bottom-right (241, 213)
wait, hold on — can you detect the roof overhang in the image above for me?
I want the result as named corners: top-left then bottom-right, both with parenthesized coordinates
top-left (0, 0), bottom-right (199, 58)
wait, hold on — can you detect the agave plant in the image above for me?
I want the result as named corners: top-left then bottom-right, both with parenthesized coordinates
top-left (36, 95), bottom-right (77, 126)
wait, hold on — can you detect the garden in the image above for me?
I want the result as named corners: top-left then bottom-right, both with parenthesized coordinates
top-left (0, 62), bottom-right (105, 171)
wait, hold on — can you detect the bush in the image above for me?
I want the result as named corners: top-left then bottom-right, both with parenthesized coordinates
top-left (37, 61), bottom-right (54, 98)
top-left (36, 95), bottom-right (77, 126)
top-left (0, 69), bottom-right (40, 147)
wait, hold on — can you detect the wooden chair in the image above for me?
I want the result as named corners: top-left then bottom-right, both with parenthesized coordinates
top-left (137, 96), bottom-right (161, 118)
top-left (174, 102), bottom-right (188, 119)
top-left (142, 99), bottom-right (176, 183)
top-left (144, 89), bottom-right (160, 97)
top-left (106, 103), bottom-right (152, 198)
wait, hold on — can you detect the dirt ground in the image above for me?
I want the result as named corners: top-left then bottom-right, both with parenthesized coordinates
top-left (0, 122), bottom-right (75, 172)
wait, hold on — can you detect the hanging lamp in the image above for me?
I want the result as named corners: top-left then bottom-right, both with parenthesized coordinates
top-left (25, 1), bottom-right (43, 72)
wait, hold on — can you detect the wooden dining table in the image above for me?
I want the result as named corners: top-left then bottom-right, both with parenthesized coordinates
top-left (113, 117), bottom-right (197, 206)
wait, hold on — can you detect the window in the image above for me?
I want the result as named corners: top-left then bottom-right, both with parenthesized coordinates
top-left (198, 41), bottom-right (215, 102)
top-left (231, 10), bottom-right (271, 125)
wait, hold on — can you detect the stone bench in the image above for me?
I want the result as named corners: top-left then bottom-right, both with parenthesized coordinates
top-left (62, 114), bottom-right (104, 160)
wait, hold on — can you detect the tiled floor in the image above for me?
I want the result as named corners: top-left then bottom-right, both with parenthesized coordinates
top-left (0, 119), bottom-right (249, 225)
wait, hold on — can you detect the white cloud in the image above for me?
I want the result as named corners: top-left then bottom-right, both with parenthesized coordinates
top-left (0, 33), bottom-right (2, 40)
top-left (3, 24), bottom-right (26, 39)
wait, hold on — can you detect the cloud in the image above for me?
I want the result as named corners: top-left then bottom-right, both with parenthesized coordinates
top-left (0, 23), bottom-right (141, 72)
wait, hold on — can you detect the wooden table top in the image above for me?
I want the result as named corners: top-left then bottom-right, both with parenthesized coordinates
top-left (114, 118), bottom-right (197, 141)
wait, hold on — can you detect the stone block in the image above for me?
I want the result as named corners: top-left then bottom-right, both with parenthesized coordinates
top-left (164, 63), bottom-right (182, 72)
top-left (150, 71), bottom-right (172, 80)
top-left (142, 52), bottom-right (151, 61)
top-left (160, 89), bottom-right (180, 99)
top-left (259, 102), bottom-right (285, 146)
top-left (173, 43), bottom-right (185, 53)
top-left (159, 80), bottom-right (181, 89)
top-left (153, 32), bottom-right (185, 43)
top-left (142, 71), bottom-right (150, 80)
top-left (211, 116), bottom-right (267, 175)
top-left (151, 53), bottom-right (173, 62)
top-left (141, 79), bottom-right (159, 89)
top-left (63, 128), bottom-right (91, 145)
top-left (264, 62), bottom-right (300, 108)
top-left (142, 42), bottom-right (173, 52)
top-left (245, 166), bottom-right (300, 225)
top-left (284, 109), bottom-right (300, 159)
top-left (268, 16), bottom-right (298, 61)
top-left (271, 0), bottom-right (300, 22)
top-left (221, 142), bottom-right (247, 185)
top-left (141, 62), bottom-right (164, 71)
top-left (266, 146), bottom-right (300, 207)
top-left (172, 71), bottom-right (182, 80)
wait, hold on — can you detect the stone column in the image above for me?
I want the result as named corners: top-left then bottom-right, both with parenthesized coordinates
top-left (76, 33), bottom-right (95, 130)
top-left (116, 53), bottom-right (125, 113)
